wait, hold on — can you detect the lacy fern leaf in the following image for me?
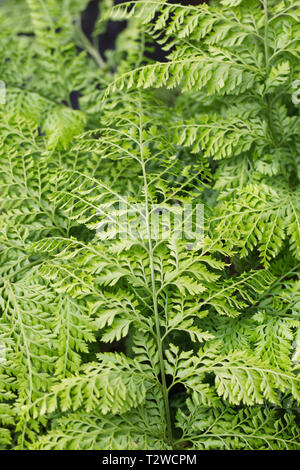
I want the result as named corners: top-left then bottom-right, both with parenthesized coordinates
top-left (0, 0), bottom-right (299, 451)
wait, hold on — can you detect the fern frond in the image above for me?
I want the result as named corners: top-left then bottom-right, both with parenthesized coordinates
top-left (176, 400), bottom-right (300, 450)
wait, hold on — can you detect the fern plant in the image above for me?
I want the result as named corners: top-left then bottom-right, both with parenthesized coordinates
top-left (0, 0), bottom-right (299, 450)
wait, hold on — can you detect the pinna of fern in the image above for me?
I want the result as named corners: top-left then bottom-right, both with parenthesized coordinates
top-left (105, 0), bottom-right (300, 265)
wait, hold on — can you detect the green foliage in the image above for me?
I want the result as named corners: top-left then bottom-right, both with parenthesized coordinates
top-left (0, 0), bottom-right (299, 450)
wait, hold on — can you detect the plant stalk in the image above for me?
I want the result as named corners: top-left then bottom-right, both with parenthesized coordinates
top-left (263, 0), bottom-right (279, 145)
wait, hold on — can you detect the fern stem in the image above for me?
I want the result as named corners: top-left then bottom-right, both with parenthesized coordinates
top-left (138, 100), bottom-right (173, 444)
top-left (2, 259), bottom-right (42, 284)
